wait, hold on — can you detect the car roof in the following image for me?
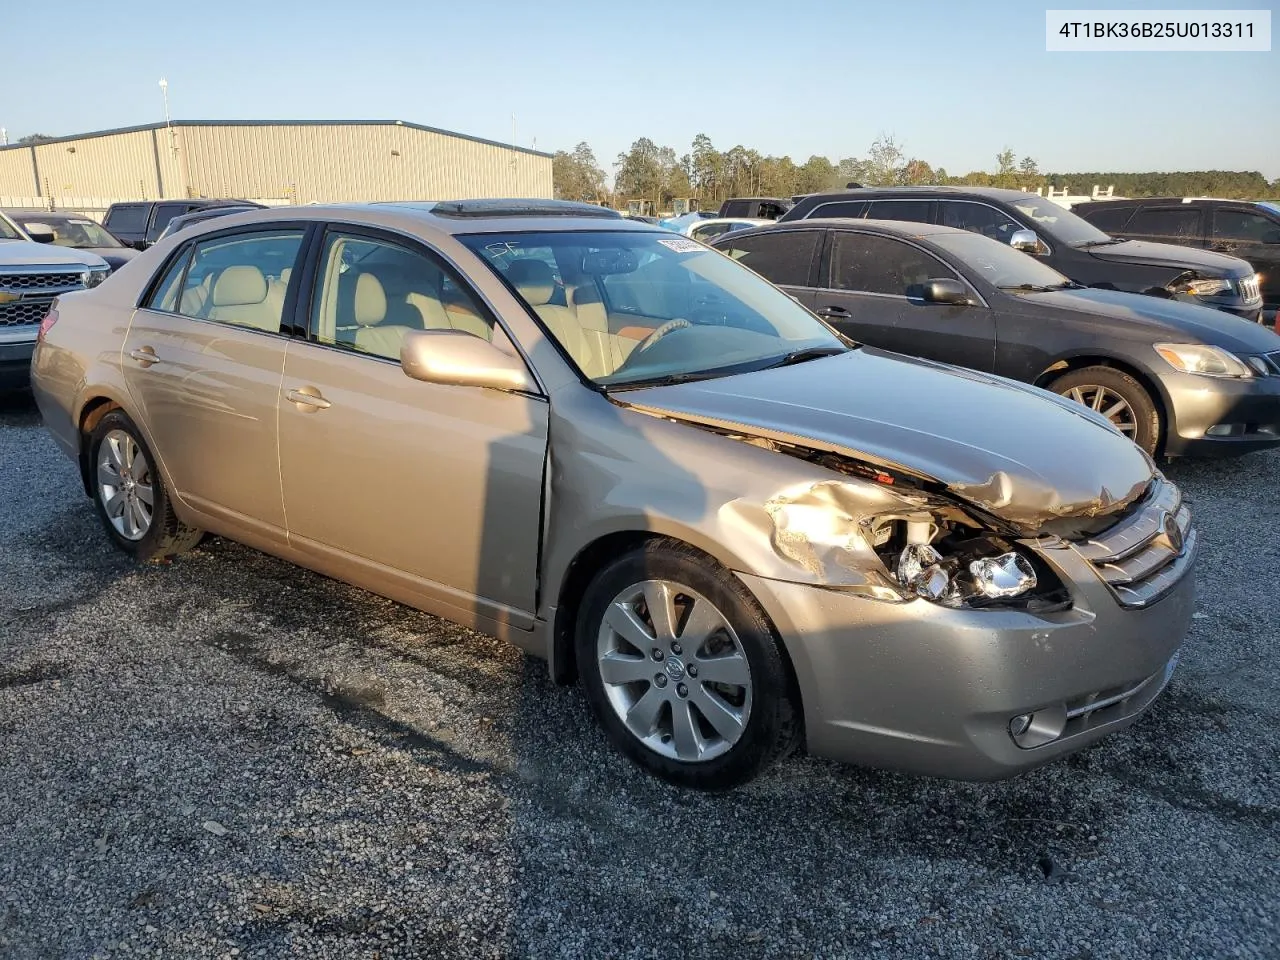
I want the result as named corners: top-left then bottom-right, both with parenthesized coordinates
top-left (174, 199), bottom-right (654, 237)
top-left (1, 209), bottom-right (98, 220)
top-left (795, 185), bottom-right (1045, 202)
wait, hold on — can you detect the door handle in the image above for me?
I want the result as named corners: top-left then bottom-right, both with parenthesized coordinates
top-left (286, 387), bottom-right (331, 411)
top-left (129, 346), bottom-right (159, 366)
top-left (817, 305), bottom-right (850, 319)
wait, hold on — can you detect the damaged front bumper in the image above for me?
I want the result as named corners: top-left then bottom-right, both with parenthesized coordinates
top-left (739, 525), bottom-right (1195, 780)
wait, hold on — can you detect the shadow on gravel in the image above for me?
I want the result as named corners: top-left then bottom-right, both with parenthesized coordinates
top-left (0, 389), bottom-right (38, 426)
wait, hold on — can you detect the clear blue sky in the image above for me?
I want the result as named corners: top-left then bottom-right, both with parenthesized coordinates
top-left (5, 0), bottom-right (1277, 180)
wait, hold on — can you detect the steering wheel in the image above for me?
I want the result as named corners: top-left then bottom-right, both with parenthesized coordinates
top-left (633, 318), bottom-right (692, 355)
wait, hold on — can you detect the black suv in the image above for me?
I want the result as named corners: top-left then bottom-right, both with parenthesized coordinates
top-left (103, 198), bottom-right (265, 250)
top-left (1075, 198), bottom-right (1280, 319)
top-left (780, 187), bottom-right (1264, 322)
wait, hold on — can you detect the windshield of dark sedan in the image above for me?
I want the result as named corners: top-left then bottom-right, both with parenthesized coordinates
top-left (460, 230), bottom-right (845, 386)
top-left (1008, 195), bottom-right (1111, 247)
top-left (930, 231), bottom-right (1073, 290)
top-left (20, 216), bottom-right (123, 249)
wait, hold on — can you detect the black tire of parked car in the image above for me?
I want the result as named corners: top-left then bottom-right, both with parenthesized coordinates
top-left (575, 538), bottom-right (802, 790)
top-left (1049, 366), bottom-right (1161, 456)
top-left (88, 411), bottom-right (204, 561)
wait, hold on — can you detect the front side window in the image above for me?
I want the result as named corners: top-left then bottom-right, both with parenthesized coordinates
top-left (938, 201), bottom-right (1022, 242)
top-left (865, 200), bottom-right (932, 225)
top-left (929, 232), bottom-right (1073, 290)
top-left (175, 230), bottom-right (304, 331)
top-left (829, 232), bottom-right (956, 295)
top-left (1213, 209), bottom-right (1277, 243)
top-left (1124, 207), bottom-right (1202, 241)
top-left (149, 203), bottom-right (190, 241)
top-left (311, 231), bottom-right (494, 361)
top-left (717, 230), bottom-right (819, 287)
top-left (462, 230), bottom-right (844, 387)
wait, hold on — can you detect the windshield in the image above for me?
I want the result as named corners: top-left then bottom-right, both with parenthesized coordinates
top-left (930, 232), bottom-right (1073, 290)
top-left (20, 216), bottom-right (123, 248)
top-left (1008, 195), bottom-right (1112, 247)
top-left (461, 230), bottom-right (845, 387)
top-left (0, 217), bottom-right (21, 241)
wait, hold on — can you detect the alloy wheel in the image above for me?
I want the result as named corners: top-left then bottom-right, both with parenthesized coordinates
top-left (596, 579), bottom-right (753, 763)
top-left (1063, 384), bottom-right (1137, 436)
top-left (97, 429), bottom-right (155, 541)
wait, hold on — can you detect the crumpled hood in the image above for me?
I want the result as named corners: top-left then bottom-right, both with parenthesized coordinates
top-left (1085, 238), bottom-right (1253, 277)
top-left (620, 348), bottom-right (1155, 530)
top-left (0, 240), bottom-right (108, 269)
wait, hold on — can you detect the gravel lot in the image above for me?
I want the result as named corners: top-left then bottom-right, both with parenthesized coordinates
top-left (1, 389), bottom-right (1277, 960)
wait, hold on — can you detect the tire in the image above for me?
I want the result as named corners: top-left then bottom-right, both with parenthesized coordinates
top-left (88, 410), bottom-right (203, 561)
top-left (575, 538), bottom-right (800, 790)
top-left (1049, 366), bottom-right (1161, 456)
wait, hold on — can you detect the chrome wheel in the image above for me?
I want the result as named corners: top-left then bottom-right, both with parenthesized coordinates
top-left (596, 579), bottom-right (752, 763)
top-left (1064, 384), bottom-right (1137, 437)
top-left (96, 429), bottom-right (154, 541)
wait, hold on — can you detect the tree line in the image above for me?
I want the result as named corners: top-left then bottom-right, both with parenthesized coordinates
top-left (553, 134), bottom-right (1280, 209)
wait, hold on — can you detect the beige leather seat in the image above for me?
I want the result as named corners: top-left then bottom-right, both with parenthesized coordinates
top-left (351, 272), bottom-right (415, 359)
top-left (207, 265), bottom-right (284, 331)
top-left (506, 259), bottom-right (603, 376)
top-left (179, 272), bottom-right (214, 316)
top-left (566, 285), bottom-right (637, 371)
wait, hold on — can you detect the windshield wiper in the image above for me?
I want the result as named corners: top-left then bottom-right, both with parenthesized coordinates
top-left (602, 370), bottom-right (731, 391)
top-left (1000, 281), bottom-right (1084, 293)
top-left (759, 346), bottom-right (848, 370)
top-left (1076, 238), bottom-right (1127, 248)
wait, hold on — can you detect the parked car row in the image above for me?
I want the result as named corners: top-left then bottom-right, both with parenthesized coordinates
top-left (33, 199), bottom-right (1198, 789)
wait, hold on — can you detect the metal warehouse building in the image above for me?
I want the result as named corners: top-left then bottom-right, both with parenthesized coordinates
top-left (0, 120), bottom-right (552, 214)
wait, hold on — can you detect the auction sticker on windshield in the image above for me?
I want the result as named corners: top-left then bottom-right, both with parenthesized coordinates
top-left (656, 237), bottom-right (704, 253)
top-left (1046, 9), bottom-right (1270, 51)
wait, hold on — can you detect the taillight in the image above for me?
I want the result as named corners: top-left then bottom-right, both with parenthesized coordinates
top-left (37, 304), bottom-right (59, 343)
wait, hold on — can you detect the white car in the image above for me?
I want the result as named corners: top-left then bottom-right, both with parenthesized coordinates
top-left (685, 218), bottom-right (773, 244)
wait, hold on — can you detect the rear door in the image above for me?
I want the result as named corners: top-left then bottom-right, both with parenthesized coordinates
top-left (121, 226), bottom-right (307, 540)
top-left (713, 228), bottom-right (823, 309)
top-left (812, 229), bottom-right (994, 371)
top-left (1209, 206), bottom-right (1280, 308)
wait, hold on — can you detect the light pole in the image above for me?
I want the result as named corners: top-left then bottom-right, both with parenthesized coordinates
top-left (159, 78), bottom-right (178, 198)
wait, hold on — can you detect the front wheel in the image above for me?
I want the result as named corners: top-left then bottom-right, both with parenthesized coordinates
top-left (1050, 366), bottom-right (1161, 456)
top-left (575, 539), bottom-right (800, 790)
top-left (88, 410), bottom-right (204, 561)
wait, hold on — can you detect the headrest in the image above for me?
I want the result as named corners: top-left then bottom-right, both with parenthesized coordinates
top-left (279, 267), bottom-right (292, 284)
top-left (212, 265), bottom-right (267, 307)
top-left (566, 285), bottom-right (607, 332)
top-left (354, 272), bottom-right (387, 326)
top-left (505, 258), bottom-right (555, 306)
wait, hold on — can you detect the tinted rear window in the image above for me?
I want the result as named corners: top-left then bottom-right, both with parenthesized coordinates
top-left (1076, 205), bottom-right (1134, 233)
top-left (1122, 207), bottom-right (1202, 240)
top-left (106, 204), bottom-right (149, 233)
top-left (716, 230), bottom-right (821, 287)
top-left (865, 200), bottom-right (932, 224)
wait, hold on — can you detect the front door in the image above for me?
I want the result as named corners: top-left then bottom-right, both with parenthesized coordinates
top-left (120, 227), bottom-right (306, 540)
top-left (276, 227), bottom-right (548, 627)
top-left (813, 229), bottom-right (995, 371)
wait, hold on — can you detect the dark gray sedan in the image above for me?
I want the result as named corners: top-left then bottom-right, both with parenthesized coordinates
top-left (714, 219), bottom-right (1280, 457)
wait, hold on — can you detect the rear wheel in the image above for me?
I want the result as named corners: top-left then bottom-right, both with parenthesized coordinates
top-left (576, 539), bottom-right (800, 789)
top-left (1050, 366), bottom-right (1160, 455)
top-left (88, 411), bottom-right (203, 561)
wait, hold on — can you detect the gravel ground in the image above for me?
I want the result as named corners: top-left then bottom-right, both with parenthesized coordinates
top-left (1, 390), bottom-right (1277, 960)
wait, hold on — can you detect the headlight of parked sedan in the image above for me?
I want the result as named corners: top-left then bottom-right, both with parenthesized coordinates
top-left (80, 267), bottom-right (109, 289)
top-left (1169, 276), bottom-right (1232, 297)
top-left (1154, 342), bottom-right (1253, 378)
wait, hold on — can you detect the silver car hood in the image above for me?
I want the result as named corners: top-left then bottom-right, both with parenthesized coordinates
top-left (0, 240), bottom-right (108, 269)
top-left (620, 348), bottom-right (1155, 530)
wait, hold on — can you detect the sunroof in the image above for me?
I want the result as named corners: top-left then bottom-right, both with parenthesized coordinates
top-left (424, 199), bottom-right (623, 219)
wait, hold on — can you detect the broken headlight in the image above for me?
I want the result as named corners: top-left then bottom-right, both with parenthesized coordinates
top-left (867, 515), bottom-right (1064, 610)
top-left (1168, 276), bottom-right (1231, 298)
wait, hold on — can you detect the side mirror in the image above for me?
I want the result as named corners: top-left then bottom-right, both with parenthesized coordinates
top-left (24, 223), bottom-right (56, 244)
top-left (1009, 229), bottom-right (1043, 255)
top-left (915, 278), bottom-right (972, 305)
top-left (400, 329), bottom-right (537, 393)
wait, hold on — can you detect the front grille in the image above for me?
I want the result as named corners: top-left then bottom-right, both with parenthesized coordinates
top-left (0, 270), bottom-right (86, 292)
top-left (1238, 275), bottom-right (1261, 303)
top-left (0, 300), bottom-right (54, 327)
top-left (1071, 479), bottom-right (1195, 608)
